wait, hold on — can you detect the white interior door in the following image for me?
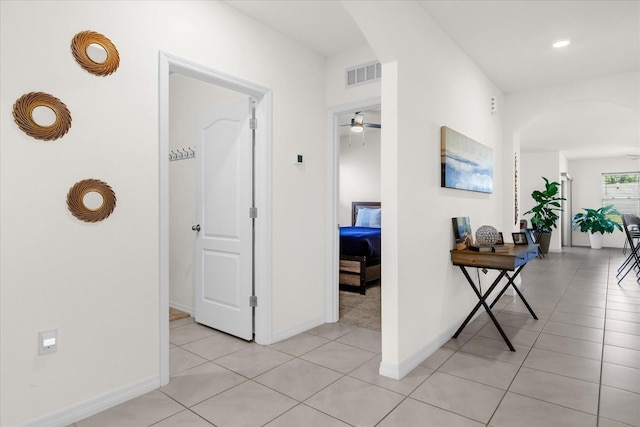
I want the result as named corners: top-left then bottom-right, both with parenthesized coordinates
top-left (194, 98), bottom-right (253, 340)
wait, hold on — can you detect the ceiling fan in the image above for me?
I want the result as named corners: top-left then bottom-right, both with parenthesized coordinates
top-left (340, 111), bottom-right (381, 133)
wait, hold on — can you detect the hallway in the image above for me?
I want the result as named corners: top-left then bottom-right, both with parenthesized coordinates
top-left (73, 247), bottom-right (639, 426)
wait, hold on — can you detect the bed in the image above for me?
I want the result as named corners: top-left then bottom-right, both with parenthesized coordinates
top-left (339, 202), bottom-right (381, 294)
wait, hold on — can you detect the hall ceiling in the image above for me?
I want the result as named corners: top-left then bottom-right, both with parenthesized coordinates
top-left (225, 0), bottom-right (640, 160)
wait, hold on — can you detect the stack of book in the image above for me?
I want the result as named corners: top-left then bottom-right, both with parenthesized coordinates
top-left (468, 245), bottom-right (494, 252)
top-left (467, 245), bottom-right (511, 253)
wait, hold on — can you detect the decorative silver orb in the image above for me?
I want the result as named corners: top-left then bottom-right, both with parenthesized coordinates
top-left (475, 225), bottom-right (499, 246)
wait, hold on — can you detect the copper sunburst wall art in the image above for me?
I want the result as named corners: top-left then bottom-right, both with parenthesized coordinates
top-left (71, 30), bottom-right (120, 76)
top-left (67, 179), bottom-right (117, 223)
top-left (13, 92), bottom-right (72, 141)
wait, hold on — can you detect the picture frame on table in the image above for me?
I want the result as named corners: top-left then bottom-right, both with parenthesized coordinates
top-left (512, 232), bottom-right (528, 245)
top-left (495, 232), bottom-right (504, 245)
top-left (451, 217), bottom-right (473, 250)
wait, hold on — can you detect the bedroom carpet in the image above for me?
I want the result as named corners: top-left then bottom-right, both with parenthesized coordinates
top-left (169, 307), bottom-right (190, 322)
top-left (339, 281), bottom-right (381, 331)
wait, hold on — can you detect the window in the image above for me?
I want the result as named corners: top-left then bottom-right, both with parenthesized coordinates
top-left (602, 172), bottom-right (640, 223)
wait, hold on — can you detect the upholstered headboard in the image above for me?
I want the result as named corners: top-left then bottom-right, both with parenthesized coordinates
top-left (351, 201), bottom-right (381, 226)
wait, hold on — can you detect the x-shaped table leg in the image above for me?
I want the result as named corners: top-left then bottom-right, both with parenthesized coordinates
top-left (452, 266), bottom-right (515, 351)
top-left (489, 265), bottom-right (538, 320)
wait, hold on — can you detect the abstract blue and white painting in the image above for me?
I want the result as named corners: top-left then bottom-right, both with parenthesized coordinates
top-left (441, 126), bottom-right (493, 193)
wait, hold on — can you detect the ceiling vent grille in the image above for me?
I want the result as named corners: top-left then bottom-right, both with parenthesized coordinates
top-left (345, 61), bottom-right (381, 88)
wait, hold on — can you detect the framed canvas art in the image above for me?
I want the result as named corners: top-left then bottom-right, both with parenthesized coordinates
top-left (441, 126), bottom-right (493, 193)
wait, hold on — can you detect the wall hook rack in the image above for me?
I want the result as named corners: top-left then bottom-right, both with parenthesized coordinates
top-left (169, 147), bottom-right (196, 161)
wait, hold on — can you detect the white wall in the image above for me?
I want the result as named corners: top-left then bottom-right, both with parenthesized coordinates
top-left (505, 72), bottom-right (639, 133)
top-left (339, 126), bottom-right (381, 225)
top-left (568, 157), bottom-right (640, 248)
top-left (343, 1), bottom-right (505, 376)
top-left (0, 1), bottom-right (327, 425)
top-left (325, 45), bottom-right (381, 108)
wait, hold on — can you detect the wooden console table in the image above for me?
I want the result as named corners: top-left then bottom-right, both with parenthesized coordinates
top-left (450, 244), bottom-right (539, 351)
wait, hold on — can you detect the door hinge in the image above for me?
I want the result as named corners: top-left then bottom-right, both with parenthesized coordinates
top-left (249, 207), bottom-right (258, 218)
top-left (249, 118), bottom-right (258, 130)
top-left (249, 295), bottom-right (258, 307)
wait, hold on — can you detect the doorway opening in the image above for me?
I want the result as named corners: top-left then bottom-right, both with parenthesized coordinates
top-left (325, 97), bottom-right (381, 328)
top-left (159, 52), bottom-right (273, 386)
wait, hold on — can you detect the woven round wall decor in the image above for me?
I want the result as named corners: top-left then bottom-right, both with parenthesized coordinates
top-left (12, 92), bottom-right (72, 141)
top-left (71, 30), bottom-right (120, 76)
top-left (67, 179), bottom-right (116, 223)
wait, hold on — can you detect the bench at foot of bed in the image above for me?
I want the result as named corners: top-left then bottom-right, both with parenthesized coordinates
top-left (339, 255), bottom-right (381, 295)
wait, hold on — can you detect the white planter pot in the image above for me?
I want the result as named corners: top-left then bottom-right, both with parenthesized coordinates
top-left (588, 232), bottom-right (603, 249)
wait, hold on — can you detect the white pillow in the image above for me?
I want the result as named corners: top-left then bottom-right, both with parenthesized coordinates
top-left (355, 208), bottom-right (381, 228)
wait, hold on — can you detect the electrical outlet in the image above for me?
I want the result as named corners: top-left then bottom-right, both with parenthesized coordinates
top-left (38, 329), bottom-right (57, 356)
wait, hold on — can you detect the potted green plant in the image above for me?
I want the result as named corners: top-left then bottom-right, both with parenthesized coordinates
top-left (571, 205), bottom-right (623, 249)
top-left (523, 177), bottom-right (565, 254)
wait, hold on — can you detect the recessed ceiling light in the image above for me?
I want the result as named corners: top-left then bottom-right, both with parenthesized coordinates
top-left (552, 40), bottom-right (571, 48)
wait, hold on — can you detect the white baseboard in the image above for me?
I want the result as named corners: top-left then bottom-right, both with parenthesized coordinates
top-left (379, 325), bottom-right (455, 380)
top-left (169, 301), bottom-right (194, 317)
top-left (20, 376), bottom-right (160, 427)
top-left (269, 315), bottom-right (326, 344)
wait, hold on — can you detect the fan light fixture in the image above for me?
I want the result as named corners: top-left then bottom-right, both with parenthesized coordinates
top-left (340, 111), bottom-right (381, 141)
top-left (351, 113), bottom-right (365, 133)
top-left (351, 123), bottom-right (364, 133)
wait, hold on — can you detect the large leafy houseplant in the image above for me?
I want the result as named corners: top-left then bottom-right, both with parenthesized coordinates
top-left (524, 177), bottom-right (565, 232)
top-left (572, 205), bottom-right (623, 234)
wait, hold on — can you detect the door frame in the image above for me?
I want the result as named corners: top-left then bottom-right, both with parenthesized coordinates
top-left (324, 97), bottom-right (381, 322)
top-left (159, 51), bottom-right (273, 386)
top-left (561, 172), bottom-right (573, 247)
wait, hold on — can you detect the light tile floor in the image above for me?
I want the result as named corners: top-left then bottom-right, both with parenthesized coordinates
top-left (72, 248), bottom-right (640, 426)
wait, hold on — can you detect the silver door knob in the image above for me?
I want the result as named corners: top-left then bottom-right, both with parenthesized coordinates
top-left (192, 224), bottom-right (200, 232)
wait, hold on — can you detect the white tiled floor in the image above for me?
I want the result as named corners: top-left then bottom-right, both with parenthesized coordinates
top-left (72, 247), bottom-right (640, 426)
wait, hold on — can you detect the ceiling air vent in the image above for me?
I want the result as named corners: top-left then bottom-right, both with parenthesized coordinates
top-left (345, 61), bottom-right (381, 88)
